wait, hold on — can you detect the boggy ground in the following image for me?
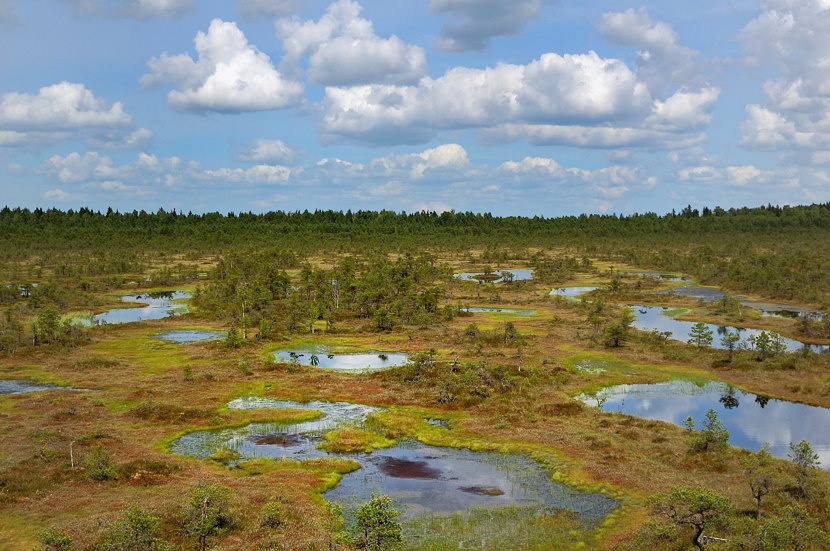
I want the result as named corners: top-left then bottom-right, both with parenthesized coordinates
top-left (2, 261), bottom-right (830, 550)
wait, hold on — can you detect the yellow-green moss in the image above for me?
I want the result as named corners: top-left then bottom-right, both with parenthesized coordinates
top-left (318, 426), bottom-right (395, 453)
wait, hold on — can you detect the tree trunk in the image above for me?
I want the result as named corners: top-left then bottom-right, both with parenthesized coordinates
top-left (693, 523), bottom-right (706, 551)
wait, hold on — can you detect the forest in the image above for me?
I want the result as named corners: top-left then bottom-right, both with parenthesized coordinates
top-left (1, 203), bottom-right (830, 550)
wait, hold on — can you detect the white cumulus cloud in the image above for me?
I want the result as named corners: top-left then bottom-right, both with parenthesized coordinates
top-left (677, 165), bottom-right (721, 182)
top-left (320, 50), bottom-right (657, 145)
top-left (143, 19), bottom-right (303, 113)
top-left (0, 82), bottom-right (131, 128)
top-left (726, 165), bottom-right (762, 186)
top-left (276, 0), bottom-right (427, 86)
top-left (428, 0), bottom-right (541, 53)
top-left (497, 155), bottom-right (648, 204)
top-left (597, 8), bottom-right (701, 94)
top-left (0, 82), bottom-right (151, 149)
top-left (236, 139), bottom-right (301, 164)
top-left (42, 152), bottom-right (116, 183)
top-left (84, 180), bottom-right (147, 195)
top-left (739, 1), bottom-right (830, 156)
top-left (645, 88), bottom-right (720, 131)
top-left (369, 143), bottom-right (470, 179)
top-left (498, 156), bottom-right (563, 177)
top-left (41, 151), bottom-right (297, 197)
top-left (200, 165), bottom-right (293, 184)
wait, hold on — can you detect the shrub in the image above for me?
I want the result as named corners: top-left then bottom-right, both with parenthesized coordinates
top-left (684, 409), bottom-right (729, 453)
top-left (37, 528), bottom-right (76, 551)
top-left (259, 502), bottom-right (282, 529)
top-left (91, 505), bottom-right (173, 551)
top-left (225, 326), bottom-right (242, 349)
top-left (342, 493), bottom-right (403, 551)
top-left (182, 482), bottom-right (234, 551)
top-left (86, 444), bottom-right (117, 481)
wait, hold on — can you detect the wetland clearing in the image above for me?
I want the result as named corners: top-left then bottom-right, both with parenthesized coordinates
top-left (2, 206), bottom-right (830, 550)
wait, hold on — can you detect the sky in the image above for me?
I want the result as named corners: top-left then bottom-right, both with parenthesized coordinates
top-left (1, 0), bottom-right (829, 217)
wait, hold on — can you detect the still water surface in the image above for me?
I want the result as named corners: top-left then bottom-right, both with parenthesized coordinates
top-left (455, 269), bottom-right (534, 282)
top-left (154, 329), bottom-right (226, 343)
top-left (171, 399), bottom-right (618, 522)
top-left (629, 305), bottom-right (828, 353)
top-left (92, 291), bottom-right (190, 324)
top-left (0, 379), bottom-right (76, 394)
top-left (272, 349), bottom-right (409, 371)
top-left (578, 380), bottom-right (830, 469)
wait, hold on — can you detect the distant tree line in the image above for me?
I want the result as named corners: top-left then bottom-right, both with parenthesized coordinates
top-left (3, 203), bottom-right (829, 253)
top-left (2, 202), bottom-right (829, 306)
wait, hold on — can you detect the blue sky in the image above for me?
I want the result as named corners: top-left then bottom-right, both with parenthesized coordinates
top-left (1, 0), bottom-right (829, 216)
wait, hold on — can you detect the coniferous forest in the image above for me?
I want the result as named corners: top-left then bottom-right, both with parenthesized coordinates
top-left (2, 203), bottom-right (830, 550)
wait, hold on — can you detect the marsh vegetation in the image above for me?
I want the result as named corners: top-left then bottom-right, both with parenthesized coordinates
top-left (1, 204), bottom-right (830, 550)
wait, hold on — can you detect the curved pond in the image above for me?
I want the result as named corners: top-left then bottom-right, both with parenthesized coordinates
top-left (0, 379), bottom-right (79, 394)
top-left (630, 305), bottom-right (828, 354)
top-left (656, 286), bottom-right (826, 321)
top-left (92, 291), bottom-right (190, 324)
top-left (272, 349), bottom-right (409, 371)
top-left (171, 399), bottom-right (618, 524)
top-left (577, 380), bottom-right (830, 469)
top-left (153, 329), bottom-right (227, 344)
top-left (455, 269), bottom-right (534, 283)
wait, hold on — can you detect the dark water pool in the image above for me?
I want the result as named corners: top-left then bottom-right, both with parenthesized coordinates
top-left (578, 380), bottom-right (830, 469)
top-left (326, 441), bottom-right (615, 522)
top-left (170, 399), bottom-right (618, 523)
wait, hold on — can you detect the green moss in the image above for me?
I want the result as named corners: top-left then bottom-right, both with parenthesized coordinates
top-left (234, 456), bottom-right (361, 494)
top-left (90, 327), bottom-right (192, 376)
top-left (561, 350), bottom-right (718, 397)
top-left (0, 395), bottom-right (14, 412)
top-left (207, 447), bottom-right (241, 466)
top-left (318, 426), bottom-right (395, 453)
top-left (661, 306), bottom-right (691, 317)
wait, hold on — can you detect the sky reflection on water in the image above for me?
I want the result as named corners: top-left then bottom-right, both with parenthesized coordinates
top-left (579, 380), bottom-right (830, 469)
